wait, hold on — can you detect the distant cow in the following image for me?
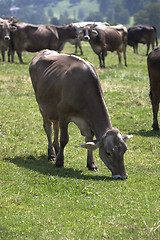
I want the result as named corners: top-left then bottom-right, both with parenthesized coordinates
top-left (82, 24), bottom-right (127, 68)
top-left (0, 18), bottom-right (16, 62)
top-left (147, 47), bottom-right (160, 130)
top-left (67, 22), bottom-right (110, 55)
top-left (10, 19), bottom-right (77, 63)
top-left (29, 50), bottom-right (132, 179)
top-left (128, 25), bottom-right (158, 55)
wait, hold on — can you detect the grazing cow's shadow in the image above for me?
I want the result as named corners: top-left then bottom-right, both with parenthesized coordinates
top-left (129, 129), bottom-right (160, 138)
top-left (4, 155), bottom-right (114, 181)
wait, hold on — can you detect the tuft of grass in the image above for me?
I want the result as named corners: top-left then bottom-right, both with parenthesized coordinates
top-left (0, 43), bottom-right (160, 240)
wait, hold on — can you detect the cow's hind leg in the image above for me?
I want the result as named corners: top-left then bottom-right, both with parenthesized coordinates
top-left (123, 49), bottom-right (127, 67)
top-left (16, 50), bottom-right (23, 64)
top-left (152, 102), bottom-right (159, 130)
top-left (43, 120), bottom-right (57, 161)
top-left (86, 136), bottom-right (98, 171)
top-left (53, 121), bottom-right (60, 155)
top-left (55, 119), bottom-right (69, 168)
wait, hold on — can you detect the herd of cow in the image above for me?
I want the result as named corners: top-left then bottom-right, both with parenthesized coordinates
top-left (1, 17), bottom-right (160, 179)
top-left (0, 17), bottom-right (158, 64)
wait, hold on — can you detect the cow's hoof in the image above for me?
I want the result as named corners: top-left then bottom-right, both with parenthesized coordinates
top-left (55, 162), bottom-right (64, 168)
top-left (152, 124), bottom-right (159, 130)
top-left (88, 166), bottom-right (98, 172)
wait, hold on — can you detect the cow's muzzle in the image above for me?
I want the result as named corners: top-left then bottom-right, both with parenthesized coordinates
top-left (4, 36), bottom-right (10, 41)
top-left (84, 35), bottom-right (90, 41)
top-left (112, 173), bottom-right (128, 180)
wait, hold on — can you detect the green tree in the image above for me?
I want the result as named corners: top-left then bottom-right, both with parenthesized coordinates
top-left (0, 0), bottom-right (12, 17)
top-left (134, 10), bottom-right (149, 24)
top-left (99, 0), bottom-right (112, 15)
top-left (123, 0), bottom-right (150, 15)
top-left (147, 2), bottom-right (160, 27)
top-left (134, 3), bottom-right (160, 36)
top-left (84, 11), bottom-right (105, 22)
top-left (114, 1), bottom-right (129, 24)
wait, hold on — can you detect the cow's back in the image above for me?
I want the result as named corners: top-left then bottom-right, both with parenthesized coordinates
top-left (30, 50), bottom-right (101, 121)
top-left (104, 27), bottom-right (122, 51)
top-left (12, 23), bottom-right (56, 51)
top-left (128, 25), bottom-right (157, 44)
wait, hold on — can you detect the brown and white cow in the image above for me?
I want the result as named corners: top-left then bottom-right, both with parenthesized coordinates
top-left (29, 50), bottom-right (132, 179)
top-left (66, 22), bottom-right (110, 55)
top-left (10, 20), bottom-right (77, 63)
top-left (0, 18), bottom-right (16, 62)
top-left (147, 47), bottom-right (160, 130)
top-left (82, 24), bottom-right (127, 68)
top-left (128, 25), bottom-right (158, 55)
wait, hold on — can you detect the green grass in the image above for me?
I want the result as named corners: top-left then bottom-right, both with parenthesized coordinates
top-left (0, 42), bottom-right (160, 240)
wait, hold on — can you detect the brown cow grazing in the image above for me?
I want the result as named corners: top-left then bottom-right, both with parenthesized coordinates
top-left (29, 50), bottom-right (132, 179)
top-left (10, 19), bottom-right (77, 63)
top-left (128, 25), bottom-right (158, 55)
top-left (82, 24), bottom-right (127, 68)
top-left (147, 47), bottom-right (160, 130)
top-left (0, 18), bottom-right (16, 62)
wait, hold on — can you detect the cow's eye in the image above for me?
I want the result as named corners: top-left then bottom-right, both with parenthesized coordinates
top-left (106, 152), bottom-right (111, 157)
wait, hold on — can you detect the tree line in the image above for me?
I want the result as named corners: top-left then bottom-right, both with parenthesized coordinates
top-left (0, 0), bottom-right (160, 35)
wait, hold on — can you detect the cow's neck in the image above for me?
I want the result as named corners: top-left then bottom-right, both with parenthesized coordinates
top-left (90, 99), bottom-right (112, 140)
top-left (56, 27), bottom-right (68, 45)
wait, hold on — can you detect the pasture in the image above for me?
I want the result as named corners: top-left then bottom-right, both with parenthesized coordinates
top-left (0, 42), bottom-right (160, 240)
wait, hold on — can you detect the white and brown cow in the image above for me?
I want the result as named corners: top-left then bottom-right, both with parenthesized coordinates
top-left (82, 24), bottom-right (127, 68)
top-left (147, 47), bottom-right (160, 130)
top-left (67, 22), bottom-right (110, 55)
top-left (0, 18), bottom-right (16, 62)
top-left (29, 50), bottom-right (132, 179)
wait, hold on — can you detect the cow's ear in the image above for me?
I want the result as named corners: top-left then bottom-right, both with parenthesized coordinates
top-left (81, 140), bottom-right (102, 151)
top-left (122, 134), bottom-right (133, 142)
top-left (10, 26), bottom-right (17, 31)
top-left (68, 23), bottom-right (73, 27)
top-left (91, 30), bottom-right (98, 36)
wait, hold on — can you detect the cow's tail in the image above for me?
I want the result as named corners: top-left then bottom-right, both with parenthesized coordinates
top-left (155, 35), bottom-right (158, 47)
top-left (152, 26), bottom-right (158, 46)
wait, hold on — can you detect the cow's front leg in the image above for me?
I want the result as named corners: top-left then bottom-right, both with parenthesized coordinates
top-left (55, 120), bottom-right (69, 168)
top-left (43, 120), bottom-right (56, 161)
top-left (86, 136), bottom-right (98, 171)
top-left (117, 51), bottom-right (121, 65)
top-left (98, 53), bottom-right (103, 68)
top-left (146, 44), bottom-right (150, 56)
top-left (98, 52), bottom-right (106, 68)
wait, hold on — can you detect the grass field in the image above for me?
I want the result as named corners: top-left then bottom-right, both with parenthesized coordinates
top-left (0, 42), bottom-right (160, 240)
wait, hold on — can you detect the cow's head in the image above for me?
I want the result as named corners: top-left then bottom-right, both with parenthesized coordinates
top-left (82, 26), bottom-right (98, 41)
top-left (0, 19), bottom-right (16, 41)
top-left (66, 23), bottom-right (78, 39)
top-left (81, 128), bottom-right (132, 180)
